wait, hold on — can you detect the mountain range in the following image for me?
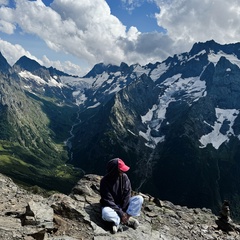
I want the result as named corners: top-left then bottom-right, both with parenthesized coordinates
top-left (1, 40), bottom-right (240, 219)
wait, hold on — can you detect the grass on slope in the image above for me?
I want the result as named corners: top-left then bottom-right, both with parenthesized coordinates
top-left (0, 140), bottom-right (84, 194)
top-left (0, 86), bottom-right (82, 193)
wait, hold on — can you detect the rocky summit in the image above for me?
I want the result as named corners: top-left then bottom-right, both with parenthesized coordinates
top-left (1, 173), bottom-right (240, 240)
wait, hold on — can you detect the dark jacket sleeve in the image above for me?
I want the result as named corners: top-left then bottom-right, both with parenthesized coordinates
top-left (121, 174), bottom-right (131, 211)
top-left (100, 178), bottom-right (124, 217)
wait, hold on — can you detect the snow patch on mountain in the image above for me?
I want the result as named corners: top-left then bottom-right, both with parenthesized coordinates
top-left (140, 74), bottom-right (206, 148)
top-left (60, 76), bottom-right (93, 88)
top-left (188, 50), bottom-right (206, 62)
top-left (139, 125), bottom-right (165, 149)
top-left (208, 51), bottom-right (240, 67)
top-left (60, 76), bottom-right (94, 105)
top-left (199, 108), bottom-right (239, 149)
top-left (162, 74), bottom-right (206, 103)
top-left (73, 91), bottom-right (87, 105)
top-left (19, 71), bottom-right (46, 85)
top-left (19, 71), bottom-right (64, 87)
top-left (92, 72), bottom-right (112, 88)
top-left (87, 102), bottom-right (101, 109)
top-left (48, 77), bottom-right (64, 87)
top-left (132, 65), bottom-right (150, 78)
top-left (141, 104), bottom-right (158, 123)
top-left (150, 63), bottom-right (169, 81)
top-left (85, 71), bottom-right (127, 89)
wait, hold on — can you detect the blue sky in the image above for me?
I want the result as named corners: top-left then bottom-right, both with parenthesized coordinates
top-left (106, 0), bottom-right (163, 33)
top-left (0, 0), bottom-right (239, 76)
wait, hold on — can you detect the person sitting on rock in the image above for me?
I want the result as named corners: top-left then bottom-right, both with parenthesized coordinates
top-left (100, 158), bottom-right (144, 234)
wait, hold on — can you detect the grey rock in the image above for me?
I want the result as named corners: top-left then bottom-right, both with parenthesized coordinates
top-left (1, 173), bottom-right (240, 240)
top-left (24, 200), bottom-right (54, 229)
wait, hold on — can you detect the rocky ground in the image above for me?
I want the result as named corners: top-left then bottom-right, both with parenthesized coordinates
top-left (0, 173), bottom-right (240, 240)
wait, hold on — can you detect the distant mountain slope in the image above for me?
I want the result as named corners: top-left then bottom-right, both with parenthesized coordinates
top-left (0, 52), bottom-right (11, 74)
top-left (0, 54), bottom-right (82, 193)
top-left (13, 56), bottom-right (76, 102)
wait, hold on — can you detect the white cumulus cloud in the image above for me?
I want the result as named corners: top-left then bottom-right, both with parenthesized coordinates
top-left (42, 55), bottom-right (85, 76)
top-left (0, 0), bottom-right (239, 76)
top-left (0, 39), bottom-right (84, 75)
top-left (0, 38), bottom-right (39, 65)
top-left (155, 0), bottom-right (240, 45)
top-left (0, 0), bottom-right (8, 5)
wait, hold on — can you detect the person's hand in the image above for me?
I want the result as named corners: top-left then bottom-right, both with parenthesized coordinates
top-left (121, 212), bottom-right (129, 224)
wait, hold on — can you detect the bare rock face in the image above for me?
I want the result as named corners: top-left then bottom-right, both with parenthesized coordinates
top-left (0, 173), bottom-right (240, 240)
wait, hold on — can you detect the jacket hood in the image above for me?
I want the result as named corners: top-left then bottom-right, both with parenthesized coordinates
top-left (105, 158), bottom-right (119, 178)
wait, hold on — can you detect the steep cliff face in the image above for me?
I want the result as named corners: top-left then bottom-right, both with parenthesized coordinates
top-left (71, 74), bottom-right (158, 174)
top-left (0, 52), bottom-right (11, 74)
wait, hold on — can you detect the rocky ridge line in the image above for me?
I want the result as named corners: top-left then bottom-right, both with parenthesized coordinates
top-left (0, 173), bottom-right (240, 240)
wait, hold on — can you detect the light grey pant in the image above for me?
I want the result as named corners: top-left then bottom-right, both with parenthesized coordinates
top-left (102, 195), bottom-right (144, 226)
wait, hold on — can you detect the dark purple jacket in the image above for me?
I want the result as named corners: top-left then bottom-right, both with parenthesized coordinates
top-left (100, 158), bottom-right (131, 217)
